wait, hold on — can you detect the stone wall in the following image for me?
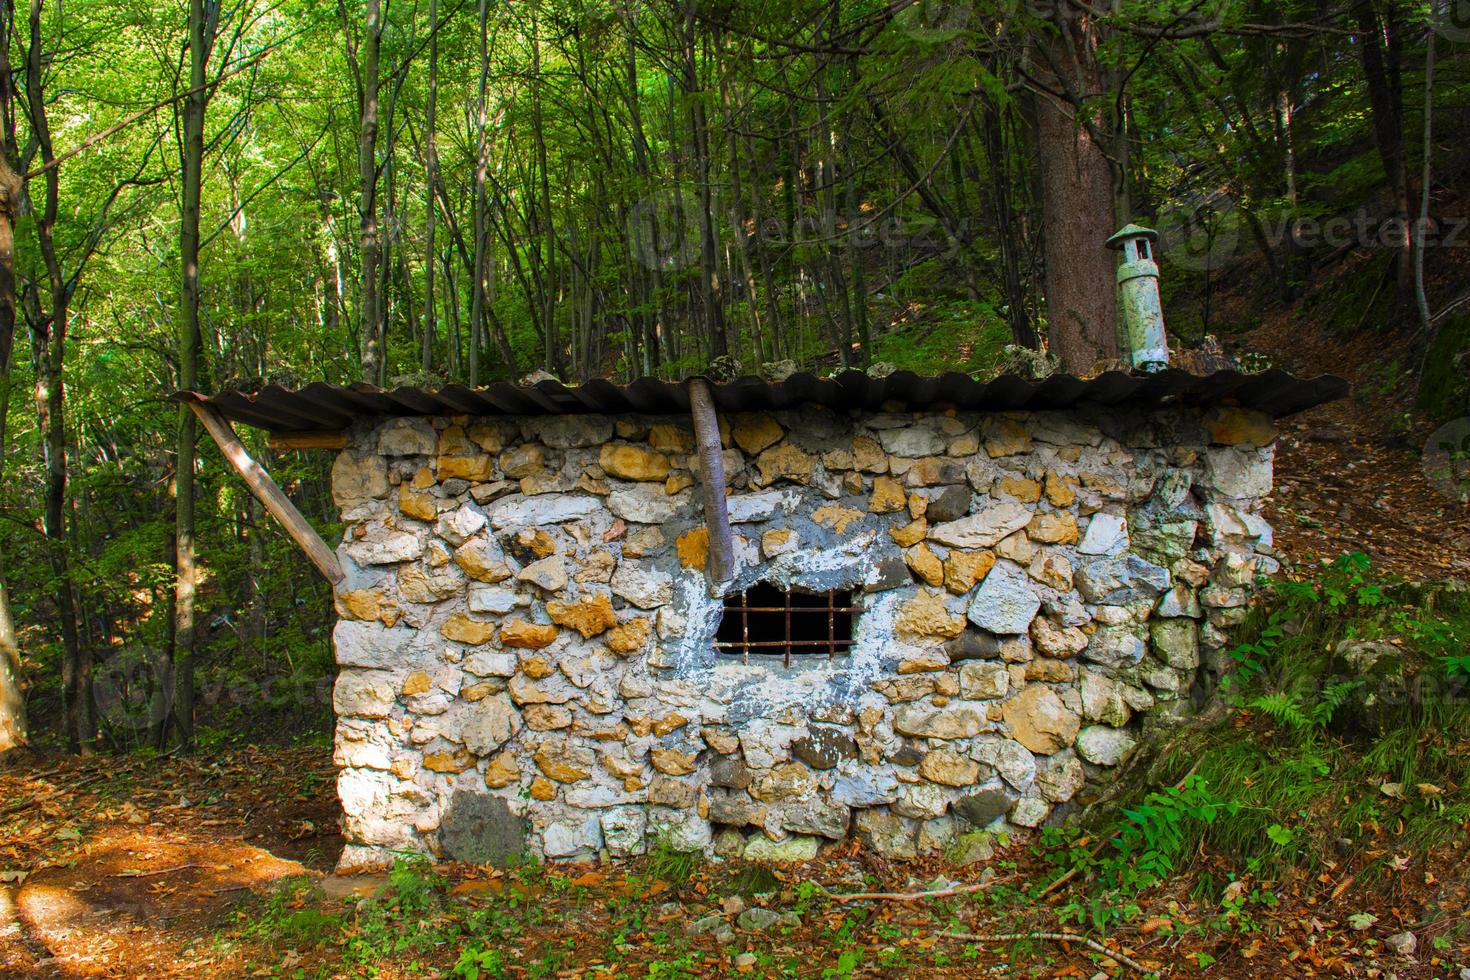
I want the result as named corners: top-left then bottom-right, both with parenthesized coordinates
top-left (328, 404), bottom-right (1276, 868)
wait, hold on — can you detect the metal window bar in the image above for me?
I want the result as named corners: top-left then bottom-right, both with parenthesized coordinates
top-left (715, 588), bottom-right (859, 666)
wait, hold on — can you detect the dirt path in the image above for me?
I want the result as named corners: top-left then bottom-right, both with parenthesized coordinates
top-left (0, 745), bottom-right (341, 978)
top-left (1248, 316), bottom-right (1470, 581)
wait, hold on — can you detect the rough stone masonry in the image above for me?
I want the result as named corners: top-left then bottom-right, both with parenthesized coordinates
top-left (328, 402), bottom-right (1277, 868)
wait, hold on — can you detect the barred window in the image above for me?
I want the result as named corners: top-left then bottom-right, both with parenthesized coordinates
top-left (714, 583), bottom-right (857, 665)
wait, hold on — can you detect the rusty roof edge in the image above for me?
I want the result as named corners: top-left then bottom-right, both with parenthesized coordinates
top-left (172, 370), bottom-right (1351, 433)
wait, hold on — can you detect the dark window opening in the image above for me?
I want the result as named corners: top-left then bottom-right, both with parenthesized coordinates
top-left (715, 583), bottom-right (857, 665)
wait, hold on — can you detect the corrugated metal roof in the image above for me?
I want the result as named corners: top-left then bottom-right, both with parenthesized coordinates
top-left (176, 368), bottom-right (1349, 433)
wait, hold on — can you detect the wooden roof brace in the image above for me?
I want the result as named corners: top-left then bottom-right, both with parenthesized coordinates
top-left (687, 378), bottom-right (734, 596)
top-left (186, 400), bottom-right (345, 585)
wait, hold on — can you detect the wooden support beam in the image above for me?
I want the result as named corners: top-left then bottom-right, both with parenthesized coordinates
top-left (187, 401), bottom-right (345, 585)
top-left (269, 430), bottom-right (348, 451)
top-left (687, 378), bottom-right (734, 594)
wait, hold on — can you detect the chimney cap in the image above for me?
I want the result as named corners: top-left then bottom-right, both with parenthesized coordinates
top-left (1106, 223), bottom-right (1159, 248)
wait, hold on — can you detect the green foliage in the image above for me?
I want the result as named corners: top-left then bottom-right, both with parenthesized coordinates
top-left (1418, 312), bottom-right (1470, 423)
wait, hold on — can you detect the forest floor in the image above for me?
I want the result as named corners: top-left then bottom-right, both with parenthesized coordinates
top-left (0, 738), bottom-right (1468, 979)
top-left (2, 303), bottom-right (1469, 979)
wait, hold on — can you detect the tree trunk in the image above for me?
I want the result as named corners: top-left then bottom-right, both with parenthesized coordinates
top-left (24, 0), bottom-right (89, 752)
top-left (357, 0), bottom-right (384, 381)
top-left (1033, 14), bottom-right (1118, 373)
top-left (1355, 0), bottom-right (1413, 304)
top-left (422, 0), bottom-right (439, 374)
top-left (173, 0), bottom-right (212, 752)
top-left (0, 149), bottom-right (24, 754)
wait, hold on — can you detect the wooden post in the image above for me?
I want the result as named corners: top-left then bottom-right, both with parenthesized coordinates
top-left (187, 400), bottom-right (345, 585)
top-left (687, 378), bottom-right (734, 594)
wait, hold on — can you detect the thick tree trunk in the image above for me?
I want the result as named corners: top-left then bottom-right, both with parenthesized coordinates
top-left (1034, 16), bottom-right (1118, 373)
top-left (173, 0), bottom-right (211, 752)
top-left (0, 151), bottom-right (24, 754)
top-left (422, 0), bottom-right (439, 374)
top-left (25, 0), bottom-right (90, 752)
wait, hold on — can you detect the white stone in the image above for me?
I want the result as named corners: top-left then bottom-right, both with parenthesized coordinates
top-left (1075, 725), bottom-right (1137, 766)
top-left (463, 651), bottom-right (517, 677)
top-left (1078, 512), bottom-right (1129, 556)
top-left (376, 418), bottom-right (438, 457)
top-left (460, 694), bottom-right (522, 755)
top-left (335, 621), bottom-right (439, 670)
top-left (1036, 753), bottom-right (1085, 803)
top-left (542, 816), bottom-right (604, 857)
top-left (345, 528), bottom-right (423, 565)
top-left (334, 670), bottom-right (398, 719)
top-left (1205, 446), bottom-right (1273, 498)
top-left (608, 485), bottom-right (691, 524)
top-left (877, 426), bottom-right (945, 458)
top-left (435, 505), bottom-right (486, 546)
top-left (831, 767), bottom-right (900, 806)
top-left (468, 586), bottom-right (523, 614)
top-left (601, 807), bottom-right (648, 857)
top-left (538, 416), bottom-right (615, 448)
top-left (1009, 797), bottom-right (1051, 828)
top-left (928, 501), bottom-right (1033, 549)
top-left (966, 563), bottom-right (1041, 635)
top-left (487, 494), bottom-right (601, 529)
top-left (610, 561), bottom-right (673, 608)
top-left (726, 490), bottom-right (798, 523)
top-left (970, 737), bottom-right (1036, 792)
top-left (959, 661), bottom-right (1009, 699)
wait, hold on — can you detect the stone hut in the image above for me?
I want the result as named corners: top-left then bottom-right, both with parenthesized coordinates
top-left (181, 368), bottom-right (1346, 868)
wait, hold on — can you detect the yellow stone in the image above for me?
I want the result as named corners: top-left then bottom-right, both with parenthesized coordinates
top-left (985, 418), bottom-right (1033, 457)
top-left (462, 683), bottom-right (496, 702)
top-left (761, 528), bottom-right (796, 557)
top-left (524, 704), bottom-right (573, 730)
top-left (1203, 406), bottom-right (1275, 448)
top-left (599, 442), bottom-right (670, 481)
top-left (908, 493), bottom-right (928, 519)
top-left (944, 550), bottom-right (996, 594)
top-left (607, 617), bottom-right (653, 655)
top-left (851, 435), bottom-right (888, 473)
top-left (1044, 471), bottom-right (1078, 507)
top-left (467, 422), bottom-right (505, 453)
top-left (755, 444), bottom-right (814, 486)
top-left (455, 542), bottom-right (513, 583)
top-left (732, 414), bottom-right (784, 455)
top-left (904, 543), bottom-right (945, 588)
top-left (998, 476), bottom-right (1042, 503)
top-left (398, 483), bottom-right (438, 522)
top-left (821, 449), bottom-right (854, 471)
top-left (484, 750), bottom-right (521, 789)
top-left (437, 425), bottom-right (471, 455)
top-left (895, 587), bottom-right (964, 639)
top-left (813, 504), bottom-right (864, 533)
top-left (516, 528), bottom-right (558, 558)
top-left (501, 620), bottom-right (559, 649)
top-left (652, 713), bottom-right (689, 736)
top-left (648, 423), bottom-right (694, 453)
top-left (437, 454), bottom-right (493, 482)
top-left (650, 747), bottom-right (697, 776)
top-left (530, 776), bottom-right (558, 800)
top-left (519, 656), bottom-right (554, 680)
top-left (676, 528), bottom-right (709, 570)
top-left (401, 671), bottom-right (433, 697)
top-left (534, 747), bottom-right (591, 783)
top-left (897, 652), bottom-right (949, 674)
top-left (665, 472), bottom-right (694, 495)
top-left (868, 476), bottom-right (907, 513)
top-left (336, 589), bottom-right (382, 621)
top-left (546, 593), bottom-right (617, 639)
top-left (1028, 511), bottom-right (1079, 545)
top-left (441, 613), bottom-right (495, 645)
top-left (890, 518), bottom-right (928, 548)
top-left (410, 466), bottom-right (436, 490)
top-left (423, 749), bottom-right (475, 774)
